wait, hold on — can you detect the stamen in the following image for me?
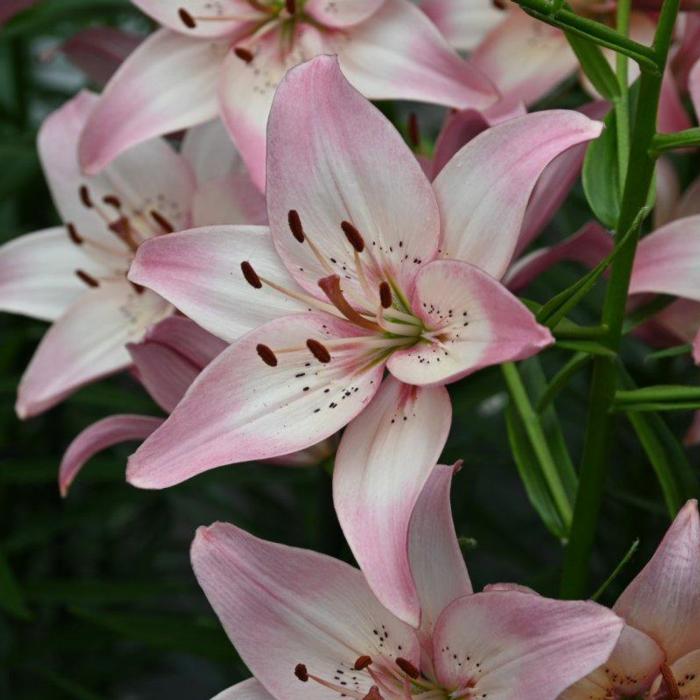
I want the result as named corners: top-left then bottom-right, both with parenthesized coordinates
top-left (363, 687), bottom-right (383, 700)
top-left (109, 216), bottom-right (138, 250)
top-left (341, 221), bottom-right (365, 253)
top-left (150, 210), bottom-right (175, 233)
top-left (306, 339), bottom-right (331, 363)
top-left (178, 8), bottom-right (197, 27)
top-left (67, 223), bottom-right (83, 245)
top-left (354, 655), bottom-right (373, 671)
top-left (102, 195), bottom-right (121, 209)
top-left (379, 282), bottom-right (392, 309)
top-left (660, 663), bottom-right (681, 699)
top-left (256, 344), bottom-right (278, 367)
top-left (395, 658), bottom-right (420, 679)
top-left (130, 281), bottom-right (145, 295)
top-left (318, 275), bottom-right (381, 332)
top-left (79, 185), bottom-right (93, 208)
top-left (407, 113), bottom-right (421, 149)
top-left (294, 664), bottom-right (309, 682)
top-left (75, 269), bottom-right (99, 288)
top-left (234, 46), bottom-right (254, 63)
top-left (241, 261), bottom-right (263, 289)
top-left (288, 209), bottom-right (305, 243)
top-left (285, 0), bottom-right (296, 12)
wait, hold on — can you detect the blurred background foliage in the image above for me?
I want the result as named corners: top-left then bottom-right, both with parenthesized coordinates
top-left (0, 2), bottom-right (699, 698)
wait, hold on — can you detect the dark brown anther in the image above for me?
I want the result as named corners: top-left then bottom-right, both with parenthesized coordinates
top-left (256, 344), bottom-right (278, 367)
top-left (354, 655), bottom-right (372, 671)
top-left (306, 338), bottom-right (331, 364)
top-left (294, 664), bottom-right (309, 682)
top-left (79, 185), bottom-right (93, 208)
top-left (75, 269), bottom-right (99, 288)
top-left (407, 112), bottom-right (420, 149)
top-left (363, 687), bottom-right (384, 700)
top-left (288, 209), bottom-right (305, 243)
top-left (130, 281), bottom-right (145, 295)
top-left (150, 210), bottom-right (175, 233)
top-left (102, 195), bottom-right (122, 209)
top-left (285, 0), bottom-right (296, 12)
top-left (109, 216), bottom-right (131, 238)
top-left (178, 8), bottom-right (197, 28)
top-left (241, 261), bottom-right (262, 289)
top-left (396, 657), bottom-right (420, 679)
top-left (341, 221), bottom-right (364, 253)
top-left (379, 281), bottom-right (392, 309)
top-left (234, 46), bottom-right (254, 63)
top-left (492, 0), bottom-right (507, 9)
top-left (67, 223), bottom-right (83, 245)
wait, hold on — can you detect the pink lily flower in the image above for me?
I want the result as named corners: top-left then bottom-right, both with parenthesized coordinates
top-left (127, 56), bottom-right (603, 619)
top-left (191, 464), bottom-right (624, 700)
top-left (77, 0), bottom-right (500, 191)
top-left (0, 93), bottom-right (264, 418)
top-left (561, 500), bottom-right (700, 700)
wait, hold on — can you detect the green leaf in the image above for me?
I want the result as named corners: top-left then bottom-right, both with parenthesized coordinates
top-left (645, 344), bottom-right (692, 362)
top-left (537, 352), bottom-right (591, 412)
top-left (69, 608), bottom-right (236, 661)
top-left (566, 33), bottom-right (620, 100)
top-left (591, 539), bottom-right (639, 601)
top-left (614, 385), bottom-right (700, 410)
top-left (583, 107), bottom-right (621, 228)
top-left (0, 550), bottom-right (31, 621)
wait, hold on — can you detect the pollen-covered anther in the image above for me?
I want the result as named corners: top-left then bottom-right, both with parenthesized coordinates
top-left (75, 269), bottom-right (99, 288)
top-left (306, 339), bottom-right (331, 364)
top-left (285, 0), bottom-right (296, 13)
top-left (256, 344), bottom-right (278, 367)
top-left (354, 655), bottom-right (373, 670)
top-left (341, 221), bottom-right (365, 253)
top-left (150, 210), bottom-right (175, 233)
top-left (288, 209), bottom-right (305, 243)
top-left (234, 46), bottom-right (254, 63)
top-left (294, 663), bottom-right (309, 682)
top-left (67, 223), bottom-right (83, 245)
top-left (407, 112), bottom-right (421, 149)
top-left (396, 657), bottom-right (420, 679)
top-left (102, 195), bottom-right (122, 209)
top-left (363, 686), bottom-right (384, 700)
top-left (379, 282), bottom-right (392, 309)
top-left (241, 261), bottom-right (262, 289)
top-left (79, 185), bottom-right (93, 208)
top-left (178, 7), bottom-right (197, 28)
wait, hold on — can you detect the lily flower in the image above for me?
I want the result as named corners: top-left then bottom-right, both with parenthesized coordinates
top-left (127, 56), bottom-right (602, 617)
top-left (77, 0), bottom-right (500, 191)
top-left (561, 500), bottom-right (700, 700)
top-left (191, 464), bottom-right (624, 700)
top-left (0, 93), bottom-right (264, 418)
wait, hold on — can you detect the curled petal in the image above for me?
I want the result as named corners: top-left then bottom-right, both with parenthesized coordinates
top-left (59, 415), bottom-right (163, 497)
top-left (334, 377), bottom-right (452, 627)
top-left (127, 313), bottom-right (384, 488)
top-left (191, 522), bottom-right (420, 700)
top-left (79, 30), bottom-right (221, 174)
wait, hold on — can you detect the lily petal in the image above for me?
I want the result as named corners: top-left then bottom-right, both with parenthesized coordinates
top-left (685, 411), bottom-right (700, 446)
top-left (629, 215), bottom-right (700, 302)
top-left (675, 174), bottom-right (700, 220)
top-left (41, 90), bottom-right (195, 267)
top-left (192, 174), bottom-right (267, 227)
top-left (267, 55), bottom-right (440, 304)
top-left (0, 227), bottom-right (107, 322)
top-left (433, 591), bottom-right (624, 700)
top-left (419, 0), bottom-right (505, 51)
top-left (181, 118), bottom-right (245, 185)
top-left (305, 0), bottom-right (384, 27)
top-left (560, 625), bottom-right (664, 700)
top-left (59, 415), bottom-right (163, 497)
top-left (211, 679), bottom-right (275, 700)
top-left (131, 0), bottom-right (256, 38)
top-left (648, 648), bottom-right (700, 698)
top-left (334, 0), bottom-right (498, 111)
top-left (127, 313), bottom-right (384, 488)
top-left (129, 225), bottom-right (307, 343)
top-left (408, 463), bottom-right (472, 635)
top-left (17, 282), bottom-right (171, 418)
top-left (689, 56), bottom-right (700, 119)
top-left (434, 110), bottom-right (603, 279)
top-left (333, 377), bottom-right (452, 627)
top-left (191, 522), bottom-right (420, 700)
top-left (471, 10), bottom-right (576, 106)
top-left (143, 315), bottom-right (227, 368)
top-left (79, 30), bottom-right (222, 174)
top-left (614, 499), bottom-right (700, 663)
top-left (387, 259), bottom-right (553, 386)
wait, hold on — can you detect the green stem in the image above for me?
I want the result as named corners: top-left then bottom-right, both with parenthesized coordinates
top-left (502, 363), bottom-right (573, 528)
top-left (651, 127), bottom-right (700, 153)
top-left (614, 0), bottom-right (631, 183)
top-left (560, 0), bottom-right (680, 599)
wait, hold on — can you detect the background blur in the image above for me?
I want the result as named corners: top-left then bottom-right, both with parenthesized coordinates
top-left (1, 2), bottom-right (698, 698)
